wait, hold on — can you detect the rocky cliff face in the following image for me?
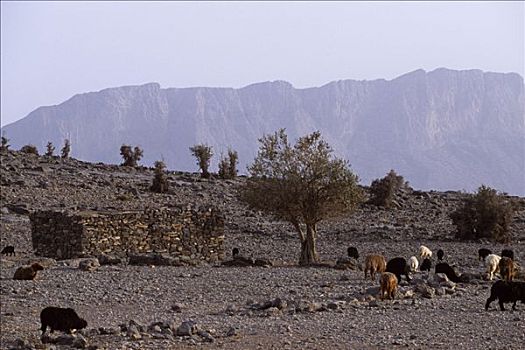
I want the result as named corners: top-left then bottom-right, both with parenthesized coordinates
top-left (3, 68), bottom-right (524, 194)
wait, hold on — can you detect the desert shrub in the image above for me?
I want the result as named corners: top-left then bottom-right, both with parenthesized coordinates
top-left (120, 145), bottom-right (143, 167)
top-left (369, 169), bottom-right (405, 208)
top-left (20, 144), bottom-right (39, 155)
top-left (0, 136), bottom-right (9, 153)
top-left (151, 160), bottom-right (169, 193)
top-left (190, 144), bottom-right (213, 178)
top-left (218, 148), bottom-right (238, 179)
top-left (450, 185), bottom-right (514, 243)
top-left (61, 139), bottom-right (71, 159)
top-left (45, 142), bottom-right (55, 157)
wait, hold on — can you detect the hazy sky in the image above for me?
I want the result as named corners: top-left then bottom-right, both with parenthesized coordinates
top-left (1, 1), bottom-right (523, 126)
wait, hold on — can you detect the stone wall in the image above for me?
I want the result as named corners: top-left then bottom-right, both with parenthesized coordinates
top-left (29, 206), bottom-right (225, 264)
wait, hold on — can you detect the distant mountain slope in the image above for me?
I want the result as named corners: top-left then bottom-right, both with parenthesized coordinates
top-left (3, 68), bottom-right (524, 195)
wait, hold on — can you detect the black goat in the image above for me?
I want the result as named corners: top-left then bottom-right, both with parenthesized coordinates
top-left (40, 307), bottom-right (87, 335)
top-left (478, 248), bottom-right (492, 261)
top-left (435, 262), bottom-right (461, 283)
top-left (347, 246), bottom-right (359, 260)
top-left (485, 280), bottom-right (525, 311)
top-left (386, 257), bottom-right (411, 282)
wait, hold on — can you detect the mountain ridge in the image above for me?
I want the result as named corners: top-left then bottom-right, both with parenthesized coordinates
top-left (3, 68), bottom-right (524, 195)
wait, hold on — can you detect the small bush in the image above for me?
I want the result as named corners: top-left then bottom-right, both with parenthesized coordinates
top-left (369, 169), bottom-right (405, 208)
top-left (190, 144), bottom-right (213, 178)
top-left (0, 136), bottom-right (9, 153)
top-left (61, 139), bottom-right (71, 159)
top-left (120, 145), bottom-right (143, 167)
top-left (450, 185), bottom-right (514, 243)
top-left (151, 160), bottom-right (169, 193)
top-left (218, 148), bottom-right (238, 179)
top-left (45, 142), bottom-right (55, 157)
top-left (20, 144), bottom-right (39, 155)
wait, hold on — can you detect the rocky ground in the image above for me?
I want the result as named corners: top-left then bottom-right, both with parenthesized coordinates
top-left (1, 150), bottom-right (525, 350)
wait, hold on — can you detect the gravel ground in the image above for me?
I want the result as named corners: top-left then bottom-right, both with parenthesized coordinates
top-left (1, 150), bottom-right (525, 349)
top-left (2, 222), bottom-right (525, 350)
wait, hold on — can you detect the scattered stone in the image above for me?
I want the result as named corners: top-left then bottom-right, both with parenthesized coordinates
top-left (226, 327), bottom-right (238, 337)
top-left (415, 284), bottom-right (435, 299)
top-left (176, 320), bottom-right (198, 336)
top-left (78, 258), bottom-right (100, 271)
top-left (171, 303), bottom-right (184, 313)
top-left (97, 254), bottom-right (122, 265)
top-left (72, 334), bottom-right (88, 349)
top-left (334, 257), bottom-right (361, 270)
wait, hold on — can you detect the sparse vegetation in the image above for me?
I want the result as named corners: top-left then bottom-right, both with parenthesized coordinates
top-left (190, 144), bottom-right (213, 178)
top-left (61, 139), bottom-right (71, 159)
top-left (218, 148), bottom-right (238, 179)
top-left (120, 145), bottom-right (143, 167)
top-left (0, 136), bottom-right (9, 153)
top-left (450, 185), bottom-right (515, 243)
top-left (20, 144), bottom-right (39, 155)
top-left (45, 142), bottom-right (55, 157)
top-left (369, 169), bottom-right (405, 208)
top-left (241, 129), bottom-right (364, 265)
top-left (151, 160), bottom-right (169, 193)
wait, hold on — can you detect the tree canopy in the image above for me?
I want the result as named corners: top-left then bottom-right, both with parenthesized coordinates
top-left (241, 129), bottom-right (363, 265)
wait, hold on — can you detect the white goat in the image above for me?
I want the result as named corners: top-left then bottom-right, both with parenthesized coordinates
top-left (485, 254), bottom-right (502, 281)
top-left (408, 256), bottom-right (419, 273)
top-left (419, 245), bottom-right (432, 260)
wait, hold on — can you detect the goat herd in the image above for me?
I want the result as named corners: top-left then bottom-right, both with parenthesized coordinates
top-left (354, 245), bottom-right (525, 311)
top-left (2, 243), bottom-right (525, 340)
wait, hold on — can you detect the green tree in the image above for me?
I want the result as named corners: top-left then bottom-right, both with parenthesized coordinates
top-left (120, 145), bottom-right (143, 167)
top-left (369, 169), bottom-right (405, 208)
top-left (450, 185), bottom-right (514, 243)
top-left (241, 129), bottom-right (364, 265)
top-left (151, 160), bottom-right (169, 193)
top-left (45, 142), bottom-right (55, 157)
top-left (0, 136), bottom-right (9, 153)
top-left (61, 139), bottom-right (71, 159)
top-left (190, 144), bottom-right (213, 178)
top-left (218, 148), bottom-right (238, 179)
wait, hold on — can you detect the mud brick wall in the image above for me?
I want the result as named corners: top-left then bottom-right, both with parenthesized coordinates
top-left (29, 206), bottom-right (225, 263)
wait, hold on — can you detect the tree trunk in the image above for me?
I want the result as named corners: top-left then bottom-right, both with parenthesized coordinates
top-left (299, 224), bottom-right (319, 266)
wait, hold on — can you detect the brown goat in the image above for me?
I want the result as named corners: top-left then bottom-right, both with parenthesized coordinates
top-left (380, 272), bottom-right (398, 300)
top-left (13, 263), bottom-right (44, 280)
top-left (364, 254), bottom-right (386, 281)
top-left (499, 257), bottom-right (515, 282)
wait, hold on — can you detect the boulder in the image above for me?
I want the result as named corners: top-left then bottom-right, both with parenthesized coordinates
top-left (78, 258), bottom-right (100, 271)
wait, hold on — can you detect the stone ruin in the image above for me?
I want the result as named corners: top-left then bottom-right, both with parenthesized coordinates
top-left (29, 205), bottom-right (225, 264)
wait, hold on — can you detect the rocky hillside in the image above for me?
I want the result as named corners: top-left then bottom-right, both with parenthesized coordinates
top-left (2, 151), bottom-right (525, 350)
top-left (3, 68), bottom-right (524, 195)
top-left (1, 150), bottom-right (525, 261)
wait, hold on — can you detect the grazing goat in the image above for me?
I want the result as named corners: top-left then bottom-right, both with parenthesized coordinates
top-left (408, 256), bottom-right (419, 273)
top-left (380, 272), bottom-right (398, 300)
top-left (364, 255), bottom-right (386, 281)
top-left (437, 249), bottom-right (444, 261)
top-left (485, 254), bottom-right (501, 281)
top-left (501, 249), bottom-right (514, 261)
top-left (419, 245), bottom-right (432, 260)
top-left (1, 245), bottom-right (15, 256)
top-left (40, 307), bottom-right (87, 335)
top-left (485, 280), bottom-right (525, 311)
top-left (347, 246), bottom-right (359, 260)
top-left (420, 258), bottom-right (432, 272)
top-left (386, 257), bottom-right (411, 282)
top-left (13, 263), bottom-right (44, 280)
top-left (435, 262), bottom-right (461, 283)
top-left (499, 257), bottom-right (515, 282)
top-left (478, 248), bottom-right (492, 261)
top-left (232, 248), bottom-right (240, 258)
